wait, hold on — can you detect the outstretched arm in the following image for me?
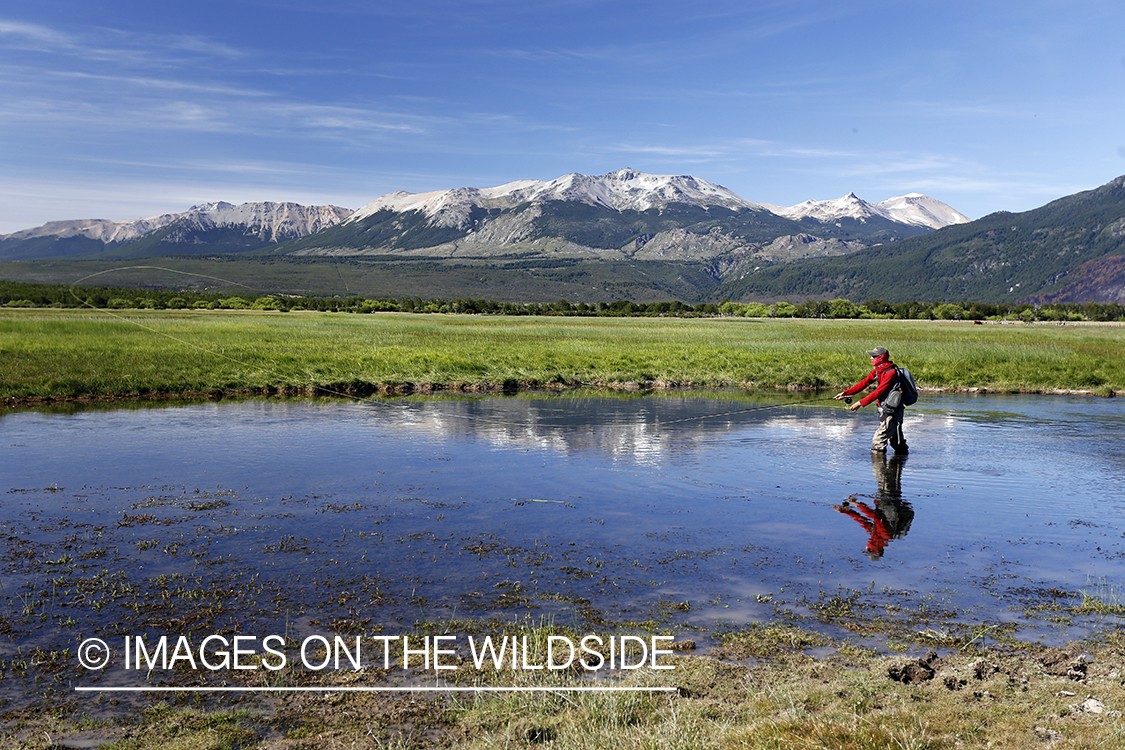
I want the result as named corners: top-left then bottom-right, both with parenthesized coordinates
top-left (837, 370), bottom-right (876, 409)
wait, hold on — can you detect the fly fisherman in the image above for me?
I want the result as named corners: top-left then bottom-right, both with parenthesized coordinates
top-left (834, 346), bottom-right (909, 454)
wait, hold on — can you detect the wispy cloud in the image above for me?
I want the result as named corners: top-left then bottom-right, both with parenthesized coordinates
top-left (607, 138), bottom-right (855, 164)
top-left (0, 17), bottom-right (549, 147)
top-left (0, 18), bottom-right (75, 49)
top-left (0, 17), bottom-right (246, 65)
top-left (163, 34), bottom-right (246, 59)
top-left (277, 103), bottom-right (429, 135)
top-left (48, 69), bottom-right (269, 97)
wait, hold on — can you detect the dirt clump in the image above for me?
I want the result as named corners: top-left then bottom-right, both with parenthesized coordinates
top-left (887, 650), bottom-right (944, 684)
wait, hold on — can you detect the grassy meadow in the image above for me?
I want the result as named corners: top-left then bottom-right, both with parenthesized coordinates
top-left (3, 307), bottom-right (1125, 401)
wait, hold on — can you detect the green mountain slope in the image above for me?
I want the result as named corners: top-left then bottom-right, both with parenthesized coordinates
top-left (717, 176), bottom-right (1125, 303)
top-left (0, 233), bottom-right (106, 260)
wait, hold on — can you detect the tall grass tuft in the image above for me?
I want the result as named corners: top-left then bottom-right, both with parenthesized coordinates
top-left (1076, 575), bottom-right (1125, 614)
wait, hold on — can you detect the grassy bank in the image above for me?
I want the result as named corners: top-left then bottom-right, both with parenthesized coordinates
top-left (5, 621), bottom-right (1124, 748)
top-left (3, 308), bottom-right (1125, 401)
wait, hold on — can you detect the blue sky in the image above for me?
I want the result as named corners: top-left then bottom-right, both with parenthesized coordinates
top-left (2, 0), bottom-right (1124, 233)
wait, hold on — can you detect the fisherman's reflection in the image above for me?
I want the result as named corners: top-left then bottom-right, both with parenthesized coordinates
top-left (833, 453), bottom-right (914, 560)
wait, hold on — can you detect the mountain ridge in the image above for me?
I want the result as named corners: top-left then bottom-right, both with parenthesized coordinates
top-left (717, 175), bottom-right (1125, 304)
top-left (273, 169), bottom-right (964, 266)
top-left (768, 191), bottom-right (969, 229)
top-left (0, 169), bottom-right (967, 262)
top-left (0, 201), bottom-right (353, 260)
top-left (4, 170), bottom-right (1122, 305)
top-left (345, 168), bottom-right (968, 231)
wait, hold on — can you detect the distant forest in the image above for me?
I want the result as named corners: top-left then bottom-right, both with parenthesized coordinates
top-left (2, 279), bottom-right (1124, 322)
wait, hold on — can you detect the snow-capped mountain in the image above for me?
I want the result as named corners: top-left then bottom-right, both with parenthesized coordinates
top-left (0, 170), bottom-right (967, 264)
top-left (348, 168), bottom-right (769, 226)
top-left (874, 193), bottom-right (971, 229)
top-left (174, 201), bottom-right (354, 242)
top-left (3, 201), bottom-right (353, 245)
top-left (347, 169), bottom-right (967, 235)
top-left (770, 191), bottom-right (970, 230)
top-left (6, 216), bottom-right (179, 245)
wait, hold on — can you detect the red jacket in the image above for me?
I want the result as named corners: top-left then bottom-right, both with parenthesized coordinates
top-left (837, 499), bottom-right (892, 556)
top-left (843, 358), bottom-right (898, 407)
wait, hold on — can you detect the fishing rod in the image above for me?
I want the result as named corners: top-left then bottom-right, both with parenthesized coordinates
top-left (656, 394), bottom-right (848, 426)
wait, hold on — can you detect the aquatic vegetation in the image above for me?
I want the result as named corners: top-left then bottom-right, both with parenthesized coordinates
top-left (1075, 576), bottom-right (1125, 615)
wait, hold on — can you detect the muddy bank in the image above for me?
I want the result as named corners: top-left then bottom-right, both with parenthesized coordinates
top-left (3, 625), bottom-right (1123, 749)
top-left (4, 378), bottom-right (1120, 409)
top-left (1, 378), bottom-right (654, 408)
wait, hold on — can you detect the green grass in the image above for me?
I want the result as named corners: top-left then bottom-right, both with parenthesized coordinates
top-left (3, 308), bottom-right (1125, 400)
top-left (1076, 576), bottom-right (1125, 615)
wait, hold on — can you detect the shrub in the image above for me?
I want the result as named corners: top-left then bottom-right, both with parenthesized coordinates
top-left (218, 297), bottom-right (249, 310)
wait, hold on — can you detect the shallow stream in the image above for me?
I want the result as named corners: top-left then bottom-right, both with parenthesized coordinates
top-left (2, 391), bottom-right (1123, 700)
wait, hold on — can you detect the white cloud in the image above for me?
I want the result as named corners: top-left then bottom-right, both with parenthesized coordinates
top-left (50, 69), bottom-right (268, 97)
top-left (0, 18), bottom-right (75, 49)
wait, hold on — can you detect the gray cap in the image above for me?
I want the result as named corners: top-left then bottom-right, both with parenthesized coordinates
top-left (866, 346), bottom-right (888, 358)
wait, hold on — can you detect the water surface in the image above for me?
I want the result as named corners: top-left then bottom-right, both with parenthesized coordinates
top-left (2, 391), bottom-right (1123, 695)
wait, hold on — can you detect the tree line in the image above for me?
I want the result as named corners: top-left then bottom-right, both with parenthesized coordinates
top-left (2, 279), bottom-right (1123, 322)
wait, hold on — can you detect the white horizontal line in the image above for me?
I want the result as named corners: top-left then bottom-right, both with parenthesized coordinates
top-left (76, 685), bottom-right (676, 693)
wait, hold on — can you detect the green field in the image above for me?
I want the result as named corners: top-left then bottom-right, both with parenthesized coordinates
top-left (3, 308), bottom-right (1124, 401)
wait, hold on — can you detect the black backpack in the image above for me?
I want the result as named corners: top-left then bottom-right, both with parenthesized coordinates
top-left (896, 367), bottom-right (919, 406)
